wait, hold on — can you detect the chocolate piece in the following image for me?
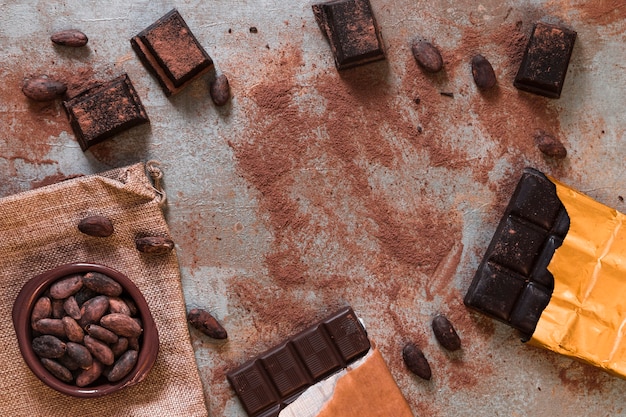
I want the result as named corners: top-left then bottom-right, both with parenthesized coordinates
top-left (131, 9), bottom-right (213, 96)
top-left (227, 307), bottom-right (370, 417)
top-left (464, 168), bottom-right (570, 338)
top-left (514, 22), bottom-right (577, 98)
top-left (312, 0), bottom-right (385, 70)
top-left (63, 74), bottom-right (148, 151)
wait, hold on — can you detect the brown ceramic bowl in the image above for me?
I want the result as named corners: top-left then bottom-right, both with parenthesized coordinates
top-left (12, 263), bottom-right (159, 398)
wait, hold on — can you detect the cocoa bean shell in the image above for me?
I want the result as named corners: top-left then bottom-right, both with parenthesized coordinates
top-left (432, 315), bottom-right (461, 351)
top-left (51, 29), bottom-right (88, 47)
top-left (78, 215), bottom-right (114, 237)
top-left (402, 342), bottom-right (431, 380)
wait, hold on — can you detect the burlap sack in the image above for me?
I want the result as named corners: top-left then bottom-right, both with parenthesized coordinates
top-left (0, 162), bottom-right (208, 416)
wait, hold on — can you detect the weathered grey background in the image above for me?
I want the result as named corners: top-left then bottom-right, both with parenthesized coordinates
top-left (1, 0), bottom-right (625, 416)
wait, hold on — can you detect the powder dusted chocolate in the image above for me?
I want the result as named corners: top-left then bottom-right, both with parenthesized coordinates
top-left (62, 74), bottom-right (149, 151)
top-left (131, 9), bottom-right (214, 96)
top-left (312, 0), bottom-right (385, 70)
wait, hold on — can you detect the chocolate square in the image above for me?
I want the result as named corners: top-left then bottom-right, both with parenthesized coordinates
top-left (514, 22), bottom-right (577, 98)
top-left (312, 0), bottom-right (385, 70)
top-left (509, 282), bottom-right (552, 336)
top-left (131, 9), bottom-right (213, 96)
top-left (260, 344), bottom-right (312, 398)
top-left (63, 74), bottom-right (149, 151)
top-left (227, 361), bottom-right (281, 417)
top-left (292, 327), bottom-right (343, 379)
top-left (489, 216), bottom-right (547, 276)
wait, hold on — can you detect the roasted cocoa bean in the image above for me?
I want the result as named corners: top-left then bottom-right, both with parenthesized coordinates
top-left (106, 350), bottom-right (138, 382)
top-left (22, 77), bottom-right (67, 101)
top-left (31, 296), bottom-right (52, 323)
top-left (402, 342), bottom-right (431, 380)
top-left (63, 296), bottom-right (81, 320)
top-left (41, 358), bottom-right (73, 382)
top-left (58, 353), bottom-right (81, 371)
top-left (123, 297), bottom-right (138, 316)
top-left (62, 316), bottom-right (85, 343)
top-left (76, 360), bottom-right (103, 387)
top-left (534, 130), bottom-right (567, 159)
top-left (78, 215), bottom-right (114, 237)
top-left (471, 54), bottom-right (497, 90)
top-left (74, 286), bottom-right (97, 306)
top-left (83, 335), bottom-right (115, 366)
top-left (66, 342), bottom-right (93, 370)
top-left (108, 297), bottom-right (132, 316)
top-left (100, 313), bottom-right (143, 338)
top-left (111, 337), bottom-right (129, 357)
top-left (86, 324), bottom-right (119, 344)
top-left (32, 335), bottom-right (66, 359)
top-left (432, 315), bottom-right (461, 351)
top-left (79, 295), bottom-right (109, 327)
top-left (411, 40), bottom-right (443, 73)
top-left (127, 336), bottom-right (140, 351)
top-left (210, 74), bottom-right (231, 106)
top-left (49, 274), bottom-right (83, 299)
top-left (83, 271), bottom-right (123, 296)
top-left (51, 298), bottom-right (65, 318)
top-left (50, 29), bottom-right (88, 47)
top-left (134, 236), bottom-right (175, 254)
top-left (33, 318), bottom-right (66, 339)
top-left (187, 308), bottom-right (228, 339)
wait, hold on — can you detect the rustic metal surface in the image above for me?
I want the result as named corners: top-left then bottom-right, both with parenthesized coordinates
top-left (1, 0), bottom-right (626, 416)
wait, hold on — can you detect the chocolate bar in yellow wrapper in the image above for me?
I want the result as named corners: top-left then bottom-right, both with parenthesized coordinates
top-left (465, 167), bottom-right (626, 379)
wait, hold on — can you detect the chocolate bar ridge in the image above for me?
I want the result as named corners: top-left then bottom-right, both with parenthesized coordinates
top-left (464, 168), bottom-right (570, 338)
top-left (227, 306), bottom-right (371, 417)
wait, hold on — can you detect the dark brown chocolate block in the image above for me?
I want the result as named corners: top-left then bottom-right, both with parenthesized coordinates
top-left (312, 0), bottom-right (385, 70)
top-left (464, 168), bottom-right (570, 338)
top-left (514, 22), bottom-right (577, 98)
top-left (131, 9), bottom-right (213, 96)
top-left (227, 307), bottom-right (370, 417)
top-left (63, 74), bottom-right (149, 151)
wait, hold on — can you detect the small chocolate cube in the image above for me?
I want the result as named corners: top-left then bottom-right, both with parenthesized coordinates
top-left (131, 9), bottom-right (213, 96)
top-left (63, 74), bottom-right (149, 151)
top-left (312, 0), bottom-right (385, 70)
top-left (514, 22), bottom-right (577, 98)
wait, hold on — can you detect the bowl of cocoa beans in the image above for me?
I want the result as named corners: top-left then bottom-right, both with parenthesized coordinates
top-left (12, 263), bottom-right (159, 397)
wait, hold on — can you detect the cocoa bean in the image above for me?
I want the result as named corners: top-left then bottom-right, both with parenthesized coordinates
top-left (83, 335), bottom-right (115, 366)
top-left (76, 360), bottom-right (103, 387)
top-left (210, 74), bottom-right (231, 106)
top-left (187, 308), bottom-right (228, 339)
top-left (74, 286), bottom-right (97, 306)
top-left (471, 54), bottom-right (497, 90)
top-left (33, 318), bottom-right (66, 339)
top-left (58, 353), bottom-right (81, 371)
top-left (79, 295), bottom-right (110, 327)
top-left (41, 358), bottom-right (73, 383)
top-left (432, 315), bottom-right (461, 351)
top-left (50, 29), bottom-right (88, 47)
top-left (32, 335), bottom-right (66, 359)
top-left (78, 215), bottom-right (114, 237)
top-left (62, 316), bottom-right (85, 343)
top-left (111, 337), bottom-right (129, 357)
top-left (51, 298), bottom-right (65, 318)
top-left (66, 342), bottom-right (93, 370)
top-left (411, 40), bottom-right (443, 73)
top-left (63, 296), bottom-right (81, 320)
top-left (49, 274), bottom-right (83, 299)
top-left (108, 297), bottom-right (132, 316)
top-left (83, 271), bottom-right (122, 297)
top-left (123, 297), bottom-right (138, 316)
top-left (128, 336), bottom-right (140, 351)
top-left (22, 77), bottom-right (67, 101)
top-left (106, 350), bottom-right (138, 382)
top-left (402, 342), bottom-right (431, 380)
top-left (31, 296), bottom-right (52, 323)
top-left (534, 130), bottom-right (567, 159)
top-left (86, 324), bottom-right (119, 344)
top-left (100, 313), bottom-right (143, 338)
top-left (134, 236), bottom-right (175, 254)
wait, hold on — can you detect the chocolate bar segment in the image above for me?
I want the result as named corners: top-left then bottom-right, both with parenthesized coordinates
top-left (227, 307), bottom-right (370, 417)
top-left (514, 22), bottom-right (577, 98)
top-left (312, 0), bottom-right (385, 70)
top-left (63, 74), bottom-right (149, 151)
top-left (131, 9), bottom-right (213, 96)
top-left (464, 168), bottom-right (570, 338)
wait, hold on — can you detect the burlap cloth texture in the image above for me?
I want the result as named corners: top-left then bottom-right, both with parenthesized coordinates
top-left (0, 162), bottom-right (209, 416)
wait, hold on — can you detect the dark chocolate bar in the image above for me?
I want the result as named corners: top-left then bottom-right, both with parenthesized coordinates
top-left (464, 168), bottom-right (570, 338)
top-left (131, 9), bottom-right (213, 96)
top-left (63, 74), bottom-right (149, 151)
top-left (514, 22), bottom-right (577, 98)
top-left (227, 307), bottom-right (370, 417)
top-left (312, 0), bottom-right (385, 70)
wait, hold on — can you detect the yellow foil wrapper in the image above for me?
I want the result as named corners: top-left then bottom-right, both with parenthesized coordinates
top-left (529, 177), bottom-right (626, 377)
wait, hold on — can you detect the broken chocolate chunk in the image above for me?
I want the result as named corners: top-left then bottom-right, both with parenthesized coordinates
top-left (62, 74), bottom-right (149, 151)
top-left (514, 22), bottom-right (577, 98)
top-left (312, 0), bottom-right (386, 70)
top-left (131, 9), bottom-right (214, 96)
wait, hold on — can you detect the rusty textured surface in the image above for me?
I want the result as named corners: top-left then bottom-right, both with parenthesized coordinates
top-left (1, 0), bottom-right (626, 415)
